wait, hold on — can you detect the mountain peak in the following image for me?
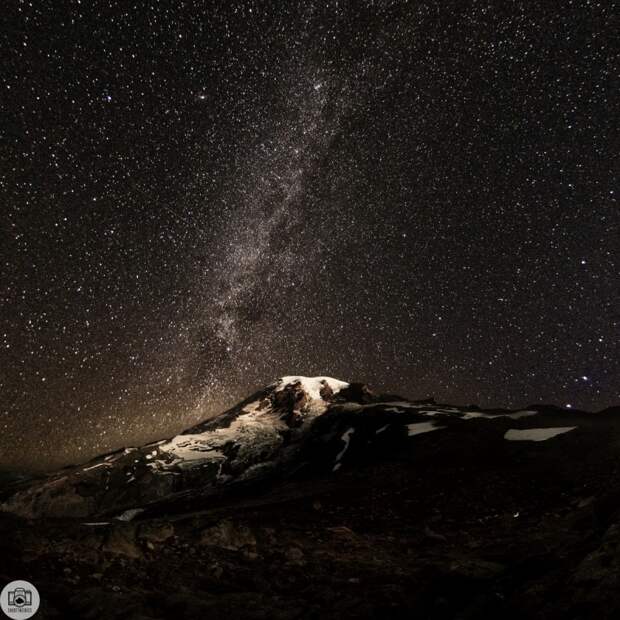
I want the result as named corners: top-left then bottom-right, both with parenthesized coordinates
top-left (272, 375), bottom-right (350, 415)
top-left (275, 375), bottom-right (349, 400)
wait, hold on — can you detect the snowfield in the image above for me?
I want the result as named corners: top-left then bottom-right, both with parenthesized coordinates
top-left (504, 427), bottom-right (577, 442)
top-left (133, 376), bottom-right (350, 475)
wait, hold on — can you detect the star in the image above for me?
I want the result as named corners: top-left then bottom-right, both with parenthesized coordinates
top-left (0, 1), bottom-right (616, 469)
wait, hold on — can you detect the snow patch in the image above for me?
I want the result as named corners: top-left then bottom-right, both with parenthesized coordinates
top-left (338, 402), bottom-right (363, 412)
top-left (332, 427), bottom-right (355, 472)
top-left (155, 408), bottom-right (288, 472)
top-left (461, 410), bottom-right (538, 421)
top-left (504, 427), bottom-right (577, 442)
top-left (158, 434), bottom-right (226, 463)
top-left (116, 508), bottom-right (144, 522)
top-left (407, 421), bottom-right (446, 437)
top-left (336, 428), bottom-right (355, 461)
top-left (383, 401), bottom-right (430, 409)
top-left (82, 462), bottom-right (109, 472)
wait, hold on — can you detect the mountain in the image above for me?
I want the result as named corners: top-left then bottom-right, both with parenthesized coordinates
top-left (2, 376), bottom-right (369, 518)
top-left (0, 375), bottom-right (579, 519)
top-left (2, 376), bottom-right (620, 619)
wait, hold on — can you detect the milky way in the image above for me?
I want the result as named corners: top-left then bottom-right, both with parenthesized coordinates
top-left (1, 2), bottom-right (617, 469)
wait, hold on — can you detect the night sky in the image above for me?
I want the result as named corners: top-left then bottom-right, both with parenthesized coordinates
top-left (1, 1), bottom-right (618, 469)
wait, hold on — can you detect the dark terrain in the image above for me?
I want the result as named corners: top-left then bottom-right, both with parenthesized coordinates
top-left (1, 377), bottom-right (619, 619)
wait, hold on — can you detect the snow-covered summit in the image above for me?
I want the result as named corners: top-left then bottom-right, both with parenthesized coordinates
top-left (273, 376), bottom-right (350, 415)
top-left (128, 378), bottom-right (351, 480)
top-left (275, 376), bottom-right (349, 399)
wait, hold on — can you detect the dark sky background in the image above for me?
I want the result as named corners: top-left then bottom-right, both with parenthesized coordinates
top-left (1, 0), bottom-right (618, 470)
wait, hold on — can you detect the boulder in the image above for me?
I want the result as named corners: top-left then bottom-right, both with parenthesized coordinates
top-left (199, 520), bottom-right (256, 550)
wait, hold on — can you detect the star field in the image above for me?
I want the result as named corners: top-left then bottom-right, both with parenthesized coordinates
top-left (1, 1), bottom-right (618, 469)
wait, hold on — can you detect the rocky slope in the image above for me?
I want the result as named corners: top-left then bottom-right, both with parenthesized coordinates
top-left (2, 376), bottom-right (620, 619)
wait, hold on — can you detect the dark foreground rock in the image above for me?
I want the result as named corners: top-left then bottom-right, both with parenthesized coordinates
top-left (3, 449), bottom-right (620, 619)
